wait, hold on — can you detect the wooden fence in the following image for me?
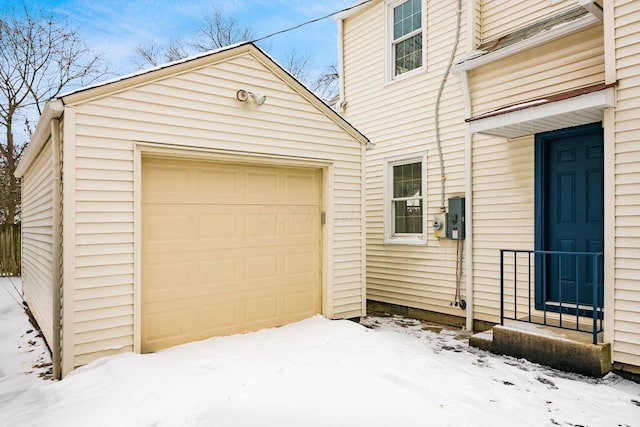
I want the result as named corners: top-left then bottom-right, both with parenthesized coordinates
top-left (0, 223), bottom-right (21, 276)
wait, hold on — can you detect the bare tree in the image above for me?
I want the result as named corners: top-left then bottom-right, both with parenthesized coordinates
top-left (134, 8), bottom-right (254, 70)
top-left (134, 38), bottom-right (189, 68)
top-left (281, 49), bottom-right (310, 83)
top-left (190, 9), bottom-right (255, 52)
top-left (132, 8), bottom-right (314, 83)
top-left (0, 5), bottom-right (108, 224)
top-left (311, 64), bottom-right (340, 105)
top-left (133, 39), bottom-right (165, 68)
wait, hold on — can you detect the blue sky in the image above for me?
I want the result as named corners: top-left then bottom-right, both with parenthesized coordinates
top-left (3, 0), bottom-right (356, 82)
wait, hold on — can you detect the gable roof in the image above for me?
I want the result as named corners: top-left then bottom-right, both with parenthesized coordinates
top-left (16, 42), bottom-right (368, 177)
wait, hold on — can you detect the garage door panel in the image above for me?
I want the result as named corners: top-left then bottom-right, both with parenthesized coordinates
top-left (285, 251), bottom-right (316, 275)
top-left (144, 159), bottom-right (319, 206)
top-left (144, 205), bottom-right (241, 246)
top-left (197, 169), bottom-right (240, 195)
top-left (245, 254), bottom-right (279, 280)
top-left (143, 211), bottom-right (194, 245)
top-left (143, 248), bottom-right (317, 297)
top-left (143, 163), bottom-right (191, 195)
top-left (245, 295), bottom-right (279, 323)
top-left (198, 302), bottom-right (241, 331)
top-left (144, 284), bottom-right (318, 352)
top-left (244, 209), bottom-right (279, 238)
top-left (143, 204), bottom-right (317, 252)
top-left (142, 157), bottom-right (322, 353)
top-left (144, 305), bottom-right (198, 347)
top-left (198, 258), bottom-right (240, 287)
top-left (244, 171), bottom-right (278, 200)
top-left (283, 209), bottom-right (319, 237)
top-left (284, 290), bottom-right (316, 316)
top-left (143, 255), bottom-right (197, 296)
top-left (283, 173), bottom-right (318, 203)
top-left (199, 212), bottom-right (240, 240)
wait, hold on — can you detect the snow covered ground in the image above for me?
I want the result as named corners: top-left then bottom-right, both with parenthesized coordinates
top-left (1, 277), bottom-right (639, 427)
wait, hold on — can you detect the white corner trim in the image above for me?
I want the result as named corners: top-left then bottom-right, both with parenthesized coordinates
top-left (336, 18), bottom-right (347, 113)
top-left (451, 13), bottom-right (600, 74)
top-left (323, 164), bottom-right (335, 319)
top-left (602, 107), bottom-right (615, 346)
top-left (360, 143), bottom-right (367, 317)
top-left (133, 144), bottom-right (142, 354)
top-left (61, 106), bottom-right (77, 377)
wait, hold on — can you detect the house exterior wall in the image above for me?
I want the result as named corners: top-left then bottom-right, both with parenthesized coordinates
top-left (466, 7), bottom-right (605, 323)
top-left (480, 0), bottom-right (577, 41)
top-left (343, 0), bottom-right (639, 370)
top-left (611, 0), bottom-right (640, 368)
top-left (342, 1), bottom-right (469, 317)
top-left (471, 134), bottom-right (534, 323)
top-left (61, 50), bottom-right (364, 371)
top-left (467, 24), bottom-right (605, 116)
top-left (21, 139), bottom-right (55, 346)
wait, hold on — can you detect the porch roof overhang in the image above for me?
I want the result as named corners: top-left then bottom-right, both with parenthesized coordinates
top-left (451, 3), bottom-right (602, 74)
top-left (465, 83), bottom-right (616, 139)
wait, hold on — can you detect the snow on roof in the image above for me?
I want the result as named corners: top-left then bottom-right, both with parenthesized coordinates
top-left (469, 6), bottom-right (591, 60)
top-left (57, 42), bottom-right (250, 100)
top-left (452, 5), bottom-right (602, 73)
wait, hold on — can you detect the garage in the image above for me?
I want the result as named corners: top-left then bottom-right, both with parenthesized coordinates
top-left (17, 42), bottom-right (367, 377)
top-left (141, 157), bottom-right (322, 352)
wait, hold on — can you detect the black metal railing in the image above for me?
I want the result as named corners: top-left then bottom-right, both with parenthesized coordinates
top-left (499, 249), bottom-right (604, 344)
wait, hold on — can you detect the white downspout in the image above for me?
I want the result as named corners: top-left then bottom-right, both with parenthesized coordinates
top-left (463, 0), bottom-right (476, 332)
top-left (336, 17), bottom-right (346, 113)
top-left (461, 71), bottom-right (474, 332)
top-left (50, 117), bottom-right (62, 379)
top-left (601, 0), bottom-right (615, 350)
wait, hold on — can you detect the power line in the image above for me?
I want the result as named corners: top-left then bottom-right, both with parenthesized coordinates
top-left (251, 0), bottom-right (374, 43)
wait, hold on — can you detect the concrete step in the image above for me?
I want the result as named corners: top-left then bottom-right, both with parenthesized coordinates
top-left (470, 320), bottom-right (611, 377)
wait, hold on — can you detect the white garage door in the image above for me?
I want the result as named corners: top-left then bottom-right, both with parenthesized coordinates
top-left (141, 157), bottom-right (322, 352)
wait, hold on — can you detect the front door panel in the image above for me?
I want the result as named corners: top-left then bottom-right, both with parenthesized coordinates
top-left (536, 123), bottom-right (604, 308)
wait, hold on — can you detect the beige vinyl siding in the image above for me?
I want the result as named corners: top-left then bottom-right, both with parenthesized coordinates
top-left (21, 139), bottom-right (55, 346)
top-left (480, 0), bottom-right (577, 41)
top-left (472, 134), bottom-right (534, 322)
top-left (612, 0), bottom-right (640, 367)
top-left (344, 1), bottom-right (468, 316)
top-left (471, 0), bottom-right (482, 48)
top-left (468, 24), bottom-right (605, 116)
top-left (72, 129), bottom-right (135, 367)
top-left (67, 51), bottom-right (363, 368)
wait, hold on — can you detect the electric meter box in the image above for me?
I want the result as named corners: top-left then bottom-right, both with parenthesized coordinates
top-left (446, 197), bottom-right (465, 240)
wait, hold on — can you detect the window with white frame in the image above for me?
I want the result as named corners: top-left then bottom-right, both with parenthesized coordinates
top-left (387, 0), bottom-right (424, 80)
top-left (385, 155), bottom-right (426, 244)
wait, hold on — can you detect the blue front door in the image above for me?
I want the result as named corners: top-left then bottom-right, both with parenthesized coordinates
top-left (535, 123), bottom-right (604, 309)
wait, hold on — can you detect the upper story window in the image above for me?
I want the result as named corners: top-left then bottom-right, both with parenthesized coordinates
top-left (387, 0), bottom-right (425, 81)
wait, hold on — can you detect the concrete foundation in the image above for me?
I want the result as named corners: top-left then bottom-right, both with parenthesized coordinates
top-left (367, 300), bottom-right (495, 332)
top-left (471, 321), bottom-right (612, 377)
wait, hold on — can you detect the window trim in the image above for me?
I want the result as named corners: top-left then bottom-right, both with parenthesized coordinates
top-left (384, 153), bottom-right (428, 245)
top-left (385, 0), bottom-right (427, 83)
